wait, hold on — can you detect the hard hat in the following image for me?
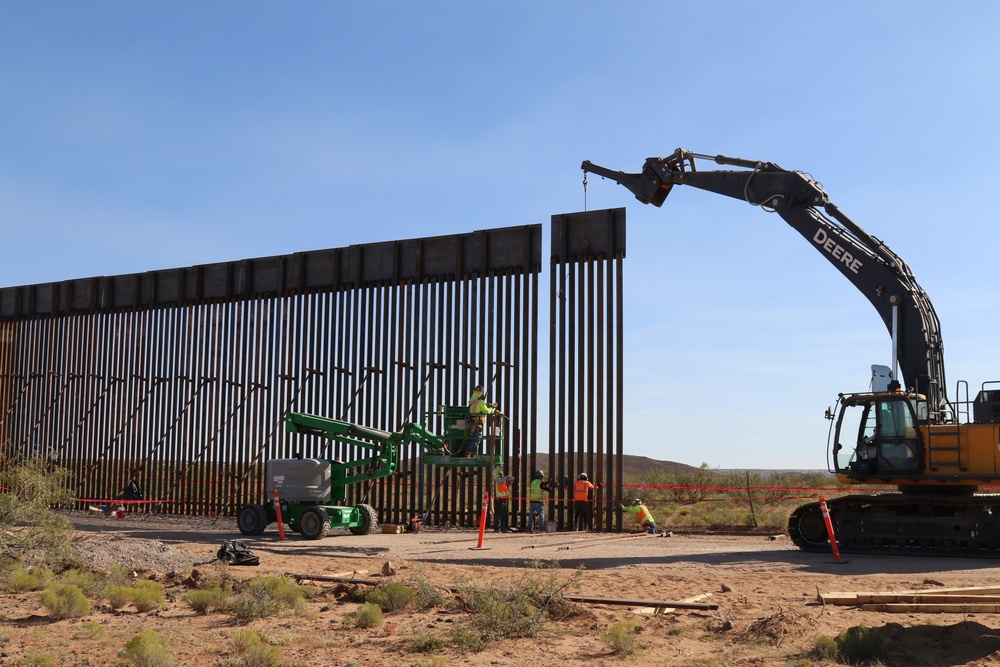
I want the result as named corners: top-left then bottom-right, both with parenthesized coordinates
top-left (633, 498), bottom-right (642, 505)
top-left (578, 473), bottom-right (588, 481)
top-left (532, 469), bottom-right (544, 480)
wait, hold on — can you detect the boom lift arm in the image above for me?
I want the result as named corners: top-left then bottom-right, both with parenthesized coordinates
top-left (582, 149), bottom-right (949, 421)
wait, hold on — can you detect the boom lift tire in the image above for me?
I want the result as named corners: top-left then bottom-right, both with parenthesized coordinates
top-left (237, 504), bottom-right (269, 536)
top-left (298, 507), bottom-right (330, 540)
top-left (349, 503), bottom-right (378, 535)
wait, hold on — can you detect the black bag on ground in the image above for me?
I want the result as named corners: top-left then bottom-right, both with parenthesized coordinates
top-left (215, 540), bottom-right (260, 566)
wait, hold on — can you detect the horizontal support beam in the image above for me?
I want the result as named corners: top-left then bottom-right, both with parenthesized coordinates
top-left (1, 225), bottom-right (542, 318)
top-left (551, 207), bottom-right (626, 264)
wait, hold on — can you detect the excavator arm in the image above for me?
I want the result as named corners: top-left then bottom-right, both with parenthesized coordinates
top-left (583, 149), bottom-right (948, 420)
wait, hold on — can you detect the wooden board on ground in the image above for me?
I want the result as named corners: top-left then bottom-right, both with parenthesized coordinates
top-left (820, 585), bottom-right (1000, 606)
top-left (861, 603), bottom-right (1000, 614)
top-left (630, 593), bottom-right (715, 615)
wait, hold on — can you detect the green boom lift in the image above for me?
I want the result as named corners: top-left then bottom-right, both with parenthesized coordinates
top-left (236, 405), bottom-right (504, 539)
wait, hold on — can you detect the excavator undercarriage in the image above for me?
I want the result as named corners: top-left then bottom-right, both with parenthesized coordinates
top-left (789, 494), bottom-right (1000, 556)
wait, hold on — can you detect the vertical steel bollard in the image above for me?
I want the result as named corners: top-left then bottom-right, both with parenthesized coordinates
top-left (819, 497), bottom-right (841, 561)
top-left (273, 488), bottom-right (286, 541)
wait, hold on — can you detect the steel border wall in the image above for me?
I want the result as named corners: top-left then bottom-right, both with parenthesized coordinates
top-left (1, 210), bottom-right (628, 532)
top-left (548, 208), bottom-right (626, 531)
top-left (0, 226), bottom-right (541, 527)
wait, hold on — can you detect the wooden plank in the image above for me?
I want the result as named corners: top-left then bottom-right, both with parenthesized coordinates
top-left (562, 594), bottom-right (717, 611)
top-left (859, 594), bottom-right (1000, 605)
top-left (861, 603), bottom-right (1000, 614)
top-left (634, 593), bottom-right (714, 616)
top-left (820, 585), bottom-right (1000, 605)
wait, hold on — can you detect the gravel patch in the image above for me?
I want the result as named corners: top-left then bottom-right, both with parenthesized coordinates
top-left (72, 535), bottom-right (205, 573)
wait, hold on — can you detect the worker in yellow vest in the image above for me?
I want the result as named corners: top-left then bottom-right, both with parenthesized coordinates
top-left (494, 474), bottom-right (513, 533)
top-left (465, 385), bottom-right (496, 457)
top-left (572, 473), bottom-right (597, 531)
top-left (623, 498), bottom-right (656, 534)
top-left (528, 470), bottom-right (552, 532)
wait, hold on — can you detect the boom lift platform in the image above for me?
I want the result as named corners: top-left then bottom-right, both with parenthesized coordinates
top-left (236, 406), bottom-right (504, 540)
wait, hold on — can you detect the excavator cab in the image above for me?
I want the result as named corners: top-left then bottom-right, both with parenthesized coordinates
top-left (832, 392), bottom-right (925, 476)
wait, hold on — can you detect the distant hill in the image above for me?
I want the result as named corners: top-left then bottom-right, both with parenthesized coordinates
top-left (529, 453), bottom-right (699, 480)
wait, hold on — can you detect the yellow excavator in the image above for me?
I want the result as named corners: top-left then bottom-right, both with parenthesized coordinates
top-left (583, 149), bottom-right (1000, 555)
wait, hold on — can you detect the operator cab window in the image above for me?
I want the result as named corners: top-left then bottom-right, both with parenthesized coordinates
top-left (836, 397), bottom-right (921, 474)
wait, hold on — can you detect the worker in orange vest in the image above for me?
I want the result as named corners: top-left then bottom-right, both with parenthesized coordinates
top-left (494, 474), bottom-right (513, 533)
top-left (622, 498), bottom-right (657, 534)
top-left (572, 473), bottom-right (597, 531)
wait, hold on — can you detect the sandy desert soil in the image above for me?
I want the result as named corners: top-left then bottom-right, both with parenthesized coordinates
top-left (4, 511), bottom-right (1000, 666)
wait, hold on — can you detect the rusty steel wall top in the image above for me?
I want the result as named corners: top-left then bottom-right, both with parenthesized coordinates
top-left (0, 226), bottom-right (543, 319)
top-left (551, 208), bottom-right (626, 263)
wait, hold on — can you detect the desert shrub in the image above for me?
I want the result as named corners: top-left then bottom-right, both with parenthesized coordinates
top-left (105, 564), bottom-right (135, 589)
top-left (0, 457), bottom-right (75, 566)
top-left (240, 643), bottom-right (281, 667)
top-left (231, 629), bottom-right (262, 653)
top-left (182, 582), bottom-right (232, 614)
top-left (411, 629), bottom-right (447, 653)
top-left (409, 573), bottom-right (447, 610)
top-left (106, 585), bottom-right (134, 610)
top-left (74, 621), bottom-right (107, 639)
top-left (228, 629), bottom-right (281, 667)
top-left (835, 624), bottom-right (888, 665)
top-left (351, 602), bottom-right (384, 629)
top-left (603, 619), bottom-right (641, 657)
top-left (58, 568), bottom-right (103, 597)
top-left (120, 628), bottom-right (176, 667)
top-left (25, 654), bottom-right (55, 667)
top-left (230, 576), bottom-right (305, 621)
top-left (366, 581), bottom-right (416, 613)
top-left (40, 583), bottom-right (90, 619)
top-left (231, 591), bottom-right (282, 622)
top-left (105, 580), bottom-right (164, 612)
top-left (812, 634), bottom-right (839, 660)
top-left (131, 580), bottom-right (164, 612)
top-left (5, 564), bottom-right (57, 593)
top-left (453, 561), bottom-right (582, 643)
top-left (450, 624), bottom-right (486, 652)
top-left (9, 569), bottom-right (43, 592)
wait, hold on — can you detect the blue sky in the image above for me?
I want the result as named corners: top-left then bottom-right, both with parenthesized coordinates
top-left (3, 3), bottom-right (999, 469)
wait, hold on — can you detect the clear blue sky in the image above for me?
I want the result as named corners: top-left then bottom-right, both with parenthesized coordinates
top-left (3, 3), bottom-right (999, 469)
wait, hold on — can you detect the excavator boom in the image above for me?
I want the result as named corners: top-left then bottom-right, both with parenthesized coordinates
top-left (583, 149), bottom-right (948, 420)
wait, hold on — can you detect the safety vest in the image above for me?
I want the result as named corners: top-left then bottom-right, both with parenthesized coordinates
top-left (630, 503), bottom-right (653, 526)
top-left (496, 479), bottom-right (511, 500)
top-left (529, 478), bottom-right (546, 502)
top-left (468, 389), bottom-right (494, 415)
top-left (573, 479), bottom-right (595, 502)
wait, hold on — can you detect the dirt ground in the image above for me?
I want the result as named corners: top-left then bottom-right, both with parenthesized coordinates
top-left (5, 511), bottom-right (1000, 666)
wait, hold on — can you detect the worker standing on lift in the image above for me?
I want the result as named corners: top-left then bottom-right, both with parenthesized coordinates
top-left (465, 385), bottom-right (496, 457)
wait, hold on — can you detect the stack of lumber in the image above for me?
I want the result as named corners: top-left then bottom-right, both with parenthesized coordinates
top-left (819, 585), bottom-right (1000, 613)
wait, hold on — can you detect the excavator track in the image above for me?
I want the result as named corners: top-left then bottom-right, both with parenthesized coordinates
top-left (788, 494), bottom-right (1000, 557)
